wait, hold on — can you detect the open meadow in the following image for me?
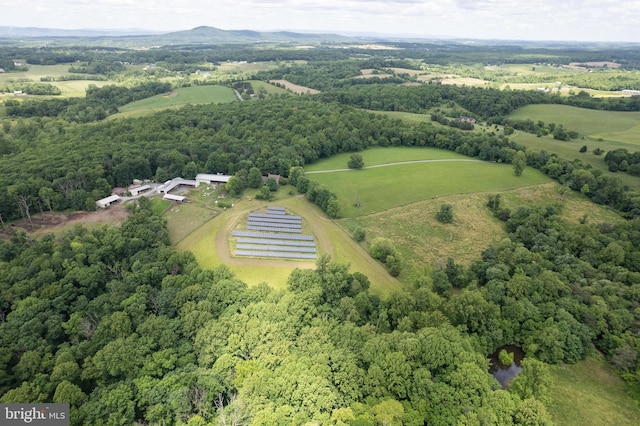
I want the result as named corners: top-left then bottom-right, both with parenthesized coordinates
top-left (112, 85), bottom-right (237, 118)
top-left (305, 147), bottom-right (551, 217)
top-left (340, 181), bottom-right (623, 276)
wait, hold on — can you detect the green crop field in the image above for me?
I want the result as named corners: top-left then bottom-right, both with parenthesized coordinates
top-left (117, 85), bottom-right (237, 116)
top-left (0, 64), bottom-right (113, 97)
top-left (548, 358), bottom-right (640, 426)
top-left (306, 148), bottom-right (551, 217)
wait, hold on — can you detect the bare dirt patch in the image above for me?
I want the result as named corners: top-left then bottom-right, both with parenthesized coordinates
top-left (568, 61), bottom-right (620, 69)
top-left (440, 77), bottom-right (490, 86)
top-left (269, 80), bottom-right (320, 95)
top-left (9, 205), bottom-right (132, 237)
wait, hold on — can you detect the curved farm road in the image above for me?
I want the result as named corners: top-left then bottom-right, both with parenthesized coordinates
top-left (305, 158), bottom-right (483, 174)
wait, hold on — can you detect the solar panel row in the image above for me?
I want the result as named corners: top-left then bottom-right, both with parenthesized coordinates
top-left (247, 216), bottom-right (302, 225)
top-left (247, 225), bottom-right (301, 233)
top-left (237, 244), bottom-right (317, 253)
top-left (235, 250), bottom-right (318, 259)
top-left (237, 238), bottom-right (316, 247)
top-left (247, 221), bottom-right (302, 230)
top-left (232, 231), bottom-right (314, 241)
top-left (249, 213), bottom-right (302, 221)
top-left (267, 206), bottom-right (286, 211)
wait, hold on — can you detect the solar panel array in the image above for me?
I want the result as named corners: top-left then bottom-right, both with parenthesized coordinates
top-left (232, 231), bottom-right (313, 241)
top-left (237, 244), bottom-right (317, 253)
top-left (232, 207), bottom-right (317, 260)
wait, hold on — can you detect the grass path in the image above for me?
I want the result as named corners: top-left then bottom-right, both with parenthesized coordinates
top-left (305, 158), bottom-right (483, 174)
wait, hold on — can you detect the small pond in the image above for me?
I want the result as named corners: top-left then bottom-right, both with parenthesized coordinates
top-left (488, 345), bottom-right (524, 389)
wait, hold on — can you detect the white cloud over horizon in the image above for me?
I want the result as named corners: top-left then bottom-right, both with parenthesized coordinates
top-left (1, 0), bottom-right (638, 42)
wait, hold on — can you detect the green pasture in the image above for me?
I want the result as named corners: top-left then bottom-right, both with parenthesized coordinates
top-left (548, 358), bottom-right (640, 426)
top-left (508, 104), bottom-right (640, 145)
top-left (306, 149), bottom-right (551, 217)
top-left (113, 85), bottom-right (237, 118)
top-left (304, 146), bottom-right (471, 171)
top-left (248, 80), bottom-right (289, 95)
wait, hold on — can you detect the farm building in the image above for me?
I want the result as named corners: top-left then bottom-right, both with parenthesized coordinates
top-left (262, 174), bottom-right (281, 185)
top-left (129, 184), bottom-right (151, 196)
top-left (96, 195), bottom-right (121, 209)
top-left (163, 194), bottom-right (187, 202)
top-left (158, 177), bottom-right (197, 194)
top-left (459, 116), bottom-right (476, 124)
top-left (196, 173), bottom-right (232, 185)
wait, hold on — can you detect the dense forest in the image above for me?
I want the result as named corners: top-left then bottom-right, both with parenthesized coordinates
top-left (2, 40), bottom-right (640, 424)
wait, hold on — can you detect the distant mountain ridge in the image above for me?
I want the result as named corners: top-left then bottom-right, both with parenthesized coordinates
top-left (0, 26), bottom-right (162, 38)
top-left (0, 25), bottom-right (354, 45)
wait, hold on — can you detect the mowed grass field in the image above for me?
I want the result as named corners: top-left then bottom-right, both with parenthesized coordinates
top-left (115, 85), bottom-right (237, 117)
top-left (305, 147), bottom-right (550, 217)
top-left (548, 358), bottom-right (640, 426)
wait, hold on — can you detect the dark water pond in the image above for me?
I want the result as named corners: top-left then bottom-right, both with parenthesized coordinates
top-left (489, 345), bottom-right (524, 389)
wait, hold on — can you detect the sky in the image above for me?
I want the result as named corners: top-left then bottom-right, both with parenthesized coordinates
top-left (1, 0), bottom-right (639, 42)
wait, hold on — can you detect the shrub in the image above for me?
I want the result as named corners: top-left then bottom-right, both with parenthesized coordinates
top-left (436, 204), bottom-right (454, 224)
top-left (353, 227), bottom-right (366, 242)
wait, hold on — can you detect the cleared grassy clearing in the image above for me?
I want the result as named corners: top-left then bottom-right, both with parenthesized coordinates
top-left (117, 85), bottom-right (237, 114)
top-left (170, 190), bottom-right (400, 294)
top-left (508, 104), bottom-right (640, 145)
top-left (548, 358), bottom-right (640, 426)
top-left (308, 158), bottom-right (550, 217)
top-left (248, 80), bottom-right (289, 95)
